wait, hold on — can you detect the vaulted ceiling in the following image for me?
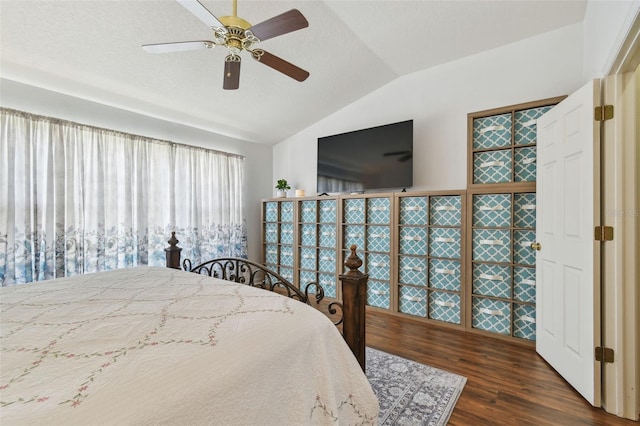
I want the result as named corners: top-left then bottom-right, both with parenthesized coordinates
top-left (0, 0), bottom-right (587, 144)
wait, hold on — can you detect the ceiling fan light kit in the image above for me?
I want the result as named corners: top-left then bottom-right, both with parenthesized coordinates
top-left (142, 0), bottom-right (310, 90)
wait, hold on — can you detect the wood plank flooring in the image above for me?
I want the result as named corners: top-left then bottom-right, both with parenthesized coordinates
top-left (365, 310), bottom-right (638, 426)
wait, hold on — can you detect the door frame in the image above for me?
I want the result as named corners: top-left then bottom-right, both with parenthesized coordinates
top-left (601, 12), bottom-right (640, 421)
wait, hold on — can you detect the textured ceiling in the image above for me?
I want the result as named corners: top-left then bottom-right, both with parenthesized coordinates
top-left (0, 0), bottom-right (586, 144)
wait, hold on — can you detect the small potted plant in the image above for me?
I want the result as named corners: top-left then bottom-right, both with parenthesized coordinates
top-left (275, 179), bottom-right (291, 198)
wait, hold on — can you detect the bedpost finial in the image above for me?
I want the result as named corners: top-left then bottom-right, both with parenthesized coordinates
top-left (165, 232), bottom-right (182, 269)
top-left (168, 231), bottom-right (179, 247)
top-left (344, 244), bottom-right (363, 275)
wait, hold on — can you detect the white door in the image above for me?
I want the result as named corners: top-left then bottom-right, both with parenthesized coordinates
top-left (535, 79), bottom-right (601, 406)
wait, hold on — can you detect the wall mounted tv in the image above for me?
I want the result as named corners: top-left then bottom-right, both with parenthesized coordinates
top-left (317, 119), bottom-right (413, 194)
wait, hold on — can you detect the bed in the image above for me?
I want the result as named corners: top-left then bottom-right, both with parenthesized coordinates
top-left (0, 256), bottom-right (378, 424)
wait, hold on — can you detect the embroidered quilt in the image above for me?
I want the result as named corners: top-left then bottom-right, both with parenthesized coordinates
top-left (0, 267), bottom-right (378, 425)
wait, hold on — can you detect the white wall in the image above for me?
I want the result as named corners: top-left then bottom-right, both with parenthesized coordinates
top-left (0, 78), bottom-right (273, 261)
top-left (583, 0), bottom-right (640, 79)
top-left (273, 23), bottom-right (585, 194)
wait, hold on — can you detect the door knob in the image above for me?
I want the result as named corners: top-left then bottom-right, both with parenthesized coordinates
top-left (530, 242), bottom-right (542, 251)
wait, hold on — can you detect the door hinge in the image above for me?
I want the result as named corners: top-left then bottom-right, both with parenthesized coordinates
top-left (594, 225), bottom-right (614, 241)
top-left (595, 346), bottom-right (614, 363)
top-left (594, 105), bottom-right (614, 121)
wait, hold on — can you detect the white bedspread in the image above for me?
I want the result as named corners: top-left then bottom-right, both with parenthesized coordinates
top-left (0, 267), bottom-right (378, 425)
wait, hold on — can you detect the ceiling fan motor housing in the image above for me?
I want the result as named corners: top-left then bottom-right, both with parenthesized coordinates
top-left (218, 16), bottom-right (257, 52)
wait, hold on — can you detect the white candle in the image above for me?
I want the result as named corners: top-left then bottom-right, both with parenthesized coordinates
top-left (295, 189), bottom-right (305, 197)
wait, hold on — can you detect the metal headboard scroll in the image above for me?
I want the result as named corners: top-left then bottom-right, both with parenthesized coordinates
top-left (183, 257), bottom-right (343, 324)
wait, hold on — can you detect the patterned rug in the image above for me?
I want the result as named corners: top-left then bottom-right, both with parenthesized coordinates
top-left (366, 347), bottom-right (467, 425)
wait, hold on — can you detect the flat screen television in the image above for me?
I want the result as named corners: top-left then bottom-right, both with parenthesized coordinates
top-left (316, 120), bottom-right (413, 194)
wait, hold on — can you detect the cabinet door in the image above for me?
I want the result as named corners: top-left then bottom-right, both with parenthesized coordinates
top-left (262, 200), bottom-right (295, 278)
top-left (397, 193), bottom-right (464, 326)
top-left (342, 195), bottom-right (393, 311)
top-left (468, 97), bottom-right (563, 188)
top-left (295, 198), bottom-right (339, 298)
top-left (469, 190), bottom-right (537, 343)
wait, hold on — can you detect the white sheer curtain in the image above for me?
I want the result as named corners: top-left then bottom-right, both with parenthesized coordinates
top-left (0, 108), bottom-right (247, 286)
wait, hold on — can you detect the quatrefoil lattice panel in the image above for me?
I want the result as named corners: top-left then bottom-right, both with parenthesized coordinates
top-left (472, 229), bottom-right (511, 262)
top-left (279, 267), bottom-right (294, 283)
top-left (318, 200), bottom-right (337, 223)
top-left (398, 256), bottom-right (428, 286)
top-left (343, 199), bottom-right (365, 223)
top-left (429, 291), bottom-right (461, 324)
top-left (472, 263), bottom-right (512, 298)
top-left (429, 228), bottom-right (461, 259)
top-left (514, 230), bottom-right (536, 266)
top-left (473, 113), bottom-right (512, 150)
top-left (264, 202), bottom-right (278, 222)
top-left (398, 227), bottom-right (428, 256)
top-left (300, 201), bottom-right (317, 223)
top-left (429, 259), bottom-right (461, 291)
top-left (343, 225), bottom-right (365, 250)
top-left (300, 224), bottom-right (317, 246)
top-left (264, 223), bottom-right (278, 243)
top-left (366, 253), bottom-right (390, 281)
top-left (264, 244), bottom-right (278, 265)
top-left (318, 224), bottom-right (336, 248)
top-left (279, 223), bottom-right (294, 244)
top-left (366, 226), bottom-right (391, 252)
top-left (514, 105), bottom-right (552, 146)
top-left (367, 198), bottom-right (391, 224)
top-left (399, 197), bottom-right (428, 225)
top-left (514, 147), bottom-right (537, 182)
top-left (318, 273), bottom-right (337, 298)
top-left (430, 196), bottom-right (462, 226)
top-left (280, 202), bottom-right (294, 222)
top-left (513, 303), bottom-right (536, 340)
top-left (513, 266), bottom-right (536, 303)
top-left (318, 249), bottom-right (336, 273)
top-left (367, 280), bottom-right (390, 309)
top-left (279, 248), bottom-right (294, 267)
top-left (472, 297), bottom-right (511, 335)
top-left (301, 270), bottom-right (323, 296)
top-left (399, 286), bottom-right (427, 317)
top-left (299, 269), bottom-right (316, 287)
top-left (473, 193), bottom-right (512, 228)
top-left (473, 149), bottom-right (513, 184)
top-left (514, 193), bottom-right (536, 228)
top-left (299, 247), bottom-right (316, 270)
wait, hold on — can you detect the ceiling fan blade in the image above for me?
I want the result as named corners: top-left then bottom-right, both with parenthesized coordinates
top-left (142, 41), bottom-right (214, 53)
top-left (176, 0), bottom-right (226, 31)
top-left (223, 55), bottom-right (241, 90)
top-left (383, 151), bottom-right (408, 156)
top-left (251, 49), bottom-right (309, 82)
top-left (248, 9), bottom-right (308, 42)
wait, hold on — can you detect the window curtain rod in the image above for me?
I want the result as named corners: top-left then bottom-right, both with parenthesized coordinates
top-left (0, 107), bottom-right (245, 160)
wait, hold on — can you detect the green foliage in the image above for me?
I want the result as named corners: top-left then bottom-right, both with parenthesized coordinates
top-left (275, 179), bottom-right (291, 190)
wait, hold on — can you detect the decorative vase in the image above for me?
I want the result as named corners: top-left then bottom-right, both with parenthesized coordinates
top-left (276, 190), bottom-right (287, 198)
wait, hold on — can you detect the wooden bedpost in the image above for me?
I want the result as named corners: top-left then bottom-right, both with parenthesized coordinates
top-left (339, 245), bottom-right (369, 371)
top-left (165, 232), bottom-right (182, 269)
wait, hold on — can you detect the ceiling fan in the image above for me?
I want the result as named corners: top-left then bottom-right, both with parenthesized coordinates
top-left (383, 150), bottom-right (412, 162)
top-left (142, 0), bottom-right (310, 90)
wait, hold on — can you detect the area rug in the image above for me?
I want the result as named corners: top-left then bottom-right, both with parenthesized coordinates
top-left (366, 347), bottom-right (466, 425)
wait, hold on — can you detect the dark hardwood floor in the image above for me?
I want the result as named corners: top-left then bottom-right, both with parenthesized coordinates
top-left (365, 310), bottom-right (638, 426)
